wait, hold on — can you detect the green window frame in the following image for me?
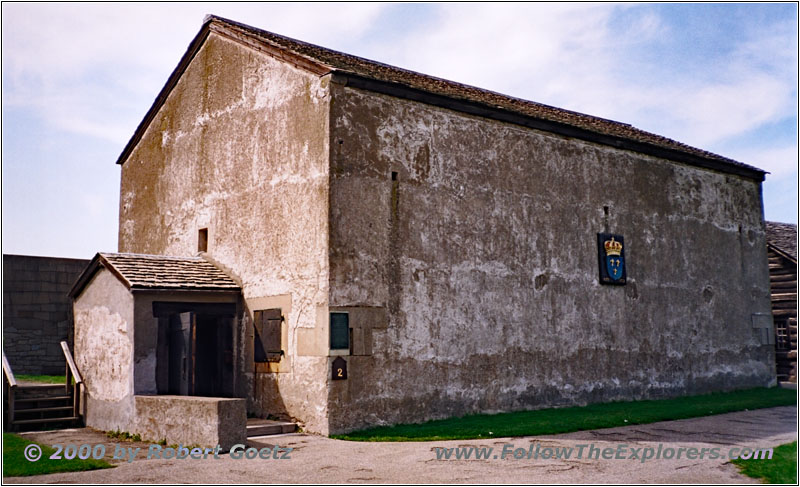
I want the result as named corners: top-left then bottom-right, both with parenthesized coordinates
top-left (330, 312), bottom-right (350, 351)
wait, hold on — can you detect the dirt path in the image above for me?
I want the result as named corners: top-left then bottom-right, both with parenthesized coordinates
top-left (6, 406), bottom-right (796, 484)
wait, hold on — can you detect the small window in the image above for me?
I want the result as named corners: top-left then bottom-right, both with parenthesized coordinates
top-left (330, 313), bottom-right (350, 350)
top-left (775, 317), bottom-right (790, 351)
top-left (198, 228), bottom-right (208, 252)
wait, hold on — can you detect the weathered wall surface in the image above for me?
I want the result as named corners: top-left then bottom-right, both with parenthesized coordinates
top-left (118, 33), bottom-right (331, 433)
top-left (3, 254), bottom-right (90, 375)
top-left (73, 268), bottom-right (135, 432)
top-left (134, 395), bottom-right (246, 450)
top-left (326, 82), bottom-right (775, 433)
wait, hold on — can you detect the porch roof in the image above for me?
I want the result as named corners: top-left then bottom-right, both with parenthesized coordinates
top-left (69, 252), bottom-right (240, 298)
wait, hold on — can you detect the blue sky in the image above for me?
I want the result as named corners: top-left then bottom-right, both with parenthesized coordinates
top-left (2, 2), bottom-right (797, 259)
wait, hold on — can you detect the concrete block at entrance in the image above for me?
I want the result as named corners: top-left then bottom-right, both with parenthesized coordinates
top-left (134, 395), bottom-right (246, 450)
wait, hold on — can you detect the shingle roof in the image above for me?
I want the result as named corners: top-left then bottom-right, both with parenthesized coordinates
top-left (211, 16), bottom-right (762, 176)
top-left (70, 252), bottom-right (240, 298)
top-left (115, 15), bottom-right (766, 182)
top-left (766, 221), bottom-right (797, 262)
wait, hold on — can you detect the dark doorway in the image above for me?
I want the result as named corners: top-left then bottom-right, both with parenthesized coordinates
top-left (193, 315), bottom-right (230, 396)
top-left (155, 302), bottom-right (236, 397)
top-left (168, 313), bottom-right (192, 395)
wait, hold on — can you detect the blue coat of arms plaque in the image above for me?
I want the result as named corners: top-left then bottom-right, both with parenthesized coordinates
top-left (597, 233), bottom-right (626, 285)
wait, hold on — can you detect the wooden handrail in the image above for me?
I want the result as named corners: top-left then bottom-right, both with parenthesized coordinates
top-left (60, 341), bottom-right (82, 384)
top-left (2, 351), bottom-right (17, 388)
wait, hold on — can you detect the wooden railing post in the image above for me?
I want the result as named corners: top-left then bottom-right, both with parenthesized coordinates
top-left (59, 341), bottom-right (83, 421)
top-left (66, 361), bottom-right (73, 395)
top-left (5, 382), bottom-right (14, 429)
top-left (3, 351), bottom-right (18, 428)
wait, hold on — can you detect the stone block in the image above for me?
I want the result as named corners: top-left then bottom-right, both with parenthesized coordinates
top-left (133, 395), bottom-right (246, 450)
top-left (16, 319), bottom-right (43, 331)
top-left (41, 281), bottom-right (62, 293)
top-left (20, 271), bottom-right (38, 282)
top-left (14, 293), bottom-right (35, 305)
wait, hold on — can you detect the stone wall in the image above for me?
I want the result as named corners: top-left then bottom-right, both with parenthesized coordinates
top-left (3, 254), bottom-right (89, 375)
top-left (112, 25), bottom-right (775, 436)
top-left (73, 267), bottom-right (136, 432)
top-left (325, 81), bottom-right (775, 433)
top-left (117, 32), bottom-right (332, 433)
top-left (133, 395), bottom-right (246, 450)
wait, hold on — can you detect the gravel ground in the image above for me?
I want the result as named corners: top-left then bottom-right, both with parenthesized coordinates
top-left (5, 406), bottom-right (796, 484)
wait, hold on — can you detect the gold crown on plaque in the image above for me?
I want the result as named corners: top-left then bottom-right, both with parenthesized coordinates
top-left (604, 237), bottom-right (623, 256)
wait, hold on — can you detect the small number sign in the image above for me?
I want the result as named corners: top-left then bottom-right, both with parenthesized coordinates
top-left (332, 356), bottom-right (347, 380)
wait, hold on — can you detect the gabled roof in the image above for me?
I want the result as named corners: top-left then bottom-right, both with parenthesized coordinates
top-left (115, 14), bottom-right (766, 182)
top-left (766, 221), bottom-right (798, 262)
top-left (69, 252), bottom-right (240, 298)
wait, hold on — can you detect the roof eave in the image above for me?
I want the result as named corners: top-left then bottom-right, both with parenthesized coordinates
top-left (128, 287), bottom-right (241, 294)
top-left (115, 19), bottom-right (212, 166)
top-left (68, 253), bottom-right (101, 299)
top-left (768, 242), bottom-right (798, 265)
top-left (115, 16), bottom-right (767, 183)
top-left (68, 253), bottom-right (132, 299)
top-left (332, 72), bottom-right (767, 182)
top-left (116, 16), bottom-right (335, 167)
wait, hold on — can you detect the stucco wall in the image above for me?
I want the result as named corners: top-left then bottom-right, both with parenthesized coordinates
top-left (326, 82), bottom-right (775, 433)
top-left (134, 395), bottom-right (246, 450)
top-left (118, 33), bottom-right (331, 433)
top-left (3, 254), bottom-right (89, 375)
top-left (73, 268), bottom-right (135, 432)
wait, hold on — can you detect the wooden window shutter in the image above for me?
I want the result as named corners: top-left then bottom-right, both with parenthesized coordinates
top-left (254, 309), bottom-right (283, 363)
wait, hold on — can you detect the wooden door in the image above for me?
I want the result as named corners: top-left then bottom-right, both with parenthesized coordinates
top-left (168, 312), bottom-right (194, 395)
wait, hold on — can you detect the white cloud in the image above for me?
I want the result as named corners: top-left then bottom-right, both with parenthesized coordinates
top-left (4, 3), bottom-right (793, 150)
top-left (377, 4), bottom-right (619, 97)
top-left (1, 3), bottom-right (796, 259)
top-left (372, 4), bottom-right (795, 152)
top-left (621, 73), bottom-right (794, 149)
top-left (1, 3), bottom-right (387, 145)
top-left (731, 146), bottom-right (799, 177)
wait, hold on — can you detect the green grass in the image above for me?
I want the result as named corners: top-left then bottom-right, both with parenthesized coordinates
top-left (333, 387), bottom-right (797, 441)
top-left (3, 433), bottom-right (113, 477)
top-left (106, 429), bottom-right (142, 442)
top-left (733, 441), bottom-right (797, 484)
top-left (14, 374), bottom-right (66, 384)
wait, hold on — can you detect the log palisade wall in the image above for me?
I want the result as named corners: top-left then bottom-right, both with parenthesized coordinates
top-left (768, 245), bottom-right (797, 382)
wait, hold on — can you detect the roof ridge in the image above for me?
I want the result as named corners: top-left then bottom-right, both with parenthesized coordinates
top-left (115, 14), bottom-right (767, 181)
top-left (203, 15), bottom-right (761, 177)
top-left (100, 251), bottom-right (204, 261)
top-left (208, 14), bottom-right (636, 127)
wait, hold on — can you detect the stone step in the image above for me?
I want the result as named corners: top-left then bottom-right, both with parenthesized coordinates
top-left (14, 405), bottom-right (75, 415)
top-left (14, 395), bottom-right (72, 403)
top-left (246, 433), bottom-right (304, 448)
top-left (11, 416), bottom-right (80, 426)
top-left (14, 386), bottom-right (70, 399)
top-left (246, 419), bottom-right (297, 437)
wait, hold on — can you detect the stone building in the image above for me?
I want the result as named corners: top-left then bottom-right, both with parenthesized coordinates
top-left (71, 15), bottom-right (776, 440)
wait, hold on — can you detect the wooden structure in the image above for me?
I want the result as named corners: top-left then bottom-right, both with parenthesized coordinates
top-left (765, 221), bottom-right (797, 383)
top-left (3, 341), bottom-right (83, 430)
